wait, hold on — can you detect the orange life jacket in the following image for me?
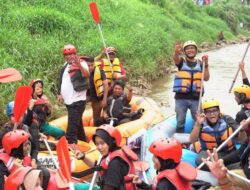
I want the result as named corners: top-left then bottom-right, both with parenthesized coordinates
top-left (173, 60), bottom-right (203, 94)
top-left (200, 116), bottom-right (235, 152)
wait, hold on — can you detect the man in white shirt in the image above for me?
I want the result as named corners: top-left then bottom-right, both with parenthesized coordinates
top-left (58, 44), bottom-right (90, 148)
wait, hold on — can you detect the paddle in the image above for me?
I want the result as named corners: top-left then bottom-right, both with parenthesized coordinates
top-left (57, 136), bottom-right (75, 190)
top-left (228, 40), bottom-right (250, 93)
top-left (89, 2), bottom-right (113, 75)
top-left (0, 68), bottom-right (22, 83)
top-left (13, 86), bottom-right (33, 130)
top-left (198, 117), bottom-right (250, 170)
top-left (197, 59), bottom-right (206, 113)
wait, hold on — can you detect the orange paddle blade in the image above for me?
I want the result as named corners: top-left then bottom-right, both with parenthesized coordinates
top-left (57, 136), bottom-right (71, 182)
top-left (13, 86), bottom-right (32, 123)
top-left (90, 2), bottom-right (100, 24)
top-left (0, 68), bottom-right (22, 83)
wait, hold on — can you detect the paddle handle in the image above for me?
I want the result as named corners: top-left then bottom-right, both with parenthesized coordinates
top-left (228, 170), bottom-right (250, 184)
top-left (228, 41), bottom-right (250, 93)
top-left (197, 118), bottom-right (249, 169)
top-left (89, 156), bottom-right (102, 190)
top-left (43, 139), bottom-right (60, 169)
top-left (197, 60), bottom-right (205, 113)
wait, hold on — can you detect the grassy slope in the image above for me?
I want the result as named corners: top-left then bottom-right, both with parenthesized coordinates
top-left (0, 0), bottom-right (249, 120)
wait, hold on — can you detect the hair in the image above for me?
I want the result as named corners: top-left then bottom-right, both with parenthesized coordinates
top-left (113, 79), bottom-right (125, 89)
top-left (157, 157), bottom-right (178, 172)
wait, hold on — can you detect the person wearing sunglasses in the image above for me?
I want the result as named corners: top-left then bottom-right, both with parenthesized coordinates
top-left (190, 99), bottom-right (247, 171)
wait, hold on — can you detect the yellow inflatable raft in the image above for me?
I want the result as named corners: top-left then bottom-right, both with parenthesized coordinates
top-left (37, 96), bottom-right (164, 178)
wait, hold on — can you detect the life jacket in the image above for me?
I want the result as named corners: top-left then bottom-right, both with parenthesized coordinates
top-left (93, 66), bottom-right (104, 97)
top-left (199, 116), bottom-right (235, 152)
top-left (173, 60), bottom-right (203, 94)
top-left (152, 162), bottom-right (196, 190)
top-left (99, 146), bottom-right (138, 190)
top-left (4, 166), bottom-right (33, 190)
top-left (0, 153), bottom-right (16, 172)
top-left (100, 58), bottom-right (122, 83)
top-left (67, 63), bottom-right (89, 91)
top-left (107, 94), bottom-right (131, 121)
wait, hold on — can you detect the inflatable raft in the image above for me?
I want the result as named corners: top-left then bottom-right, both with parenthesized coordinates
top-left (37, 96), bottom-right (164, 178)
top-left (140, 112), bottom-right (219, 186)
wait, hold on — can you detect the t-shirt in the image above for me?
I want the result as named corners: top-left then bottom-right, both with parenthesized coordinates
top-left (174, 58), bottom-right (202, 100)
top-left (87, 67), bottom-right (106, 100)
top-left (61, 61), bottom-right (89, 105)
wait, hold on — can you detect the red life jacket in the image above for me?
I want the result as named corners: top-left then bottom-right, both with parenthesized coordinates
top-left (0, 153), bottom-right (16, 172)
top-left (0, 153), bottom-right (32, 173)
top-left (99, 146), bottom-right (138, 190)
top-left (152, 162), bottom-right (197, 190)
top-left (4, 166), bottom-right (33, 190)
top-left (68, 63), bottom-right (89, 92)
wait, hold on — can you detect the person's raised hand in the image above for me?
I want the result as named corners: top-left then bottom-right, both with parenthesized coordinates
top-left (202, 55), bottom-right (209, 66)
top-left (202, 149), bottom-right (228, 183)
top-left (174, 41), bottom-right (182, 54)
top-left (196, 112), bottom-right (206, 125)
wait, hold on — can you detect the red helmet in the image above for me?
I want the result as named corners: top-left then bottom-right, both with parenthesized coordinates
top-left (62, 44), bottom-right (77, 55)
top-left (149, 138), bottom-right (182, 163)
top-left (96, 124), bottom-right (122, 146)
top-left (29, 79), bottom-right (43, 88)
top-left (105, 47), bottom-right (116, 54)
top-left (2, 130), bottom-right (30, 154)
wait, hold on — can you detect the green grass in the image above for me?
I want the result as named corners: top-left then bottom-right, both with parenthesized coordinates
top-left (0, 0), bottom-right (249, 121)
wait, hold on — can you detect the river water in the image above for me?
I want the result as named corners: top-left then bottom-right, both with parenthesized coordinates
top-left (148, 43), bottom-right (250, 118)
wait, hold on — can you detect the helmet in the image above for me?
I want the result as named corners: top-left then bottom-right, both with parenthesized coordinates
top-left (95, 124), bottom-right (122, 146)
top-left (62, 44), bottom-right (77, 55)
top-left (6, 101), bottom-right (14, 117)
top-left (149, 138), bottom-right (182, 163)
top-left (2, 130), bottom-right (30, 154)
top-left (183, 40), bottom-right (197, 50)
top-left (202, 99), bottom-right (220, 110)
top-left (29, 79), bottom-right (43, 88)
top-left (233, 84), bottom-right (250, 103)
top-left (105, 47), bottom-right (116, 54)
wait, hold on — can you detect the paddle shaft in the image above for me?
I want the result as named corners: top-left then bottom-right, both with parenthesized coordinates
top-left (141, 164), bottom-right (149, 184)
top-left (228, 41), bottom-right (250, 93)
top-left (97, 23), bottom-right (113, 75)
top-left (89, 156), bottom-right (102, 190)
top-left (197, 118), bottom-right (250, 169)
top-left (197, 60), bottom-right (205, 113)
top-left (228, 170), bottom-right (250, 184)
top-left (43, 139), bottom-right (60, 169)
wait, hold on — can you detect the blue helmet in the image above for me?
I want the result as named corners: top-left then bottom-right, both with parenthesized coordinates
top-left (6, 101), bottom-right (14, 117)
